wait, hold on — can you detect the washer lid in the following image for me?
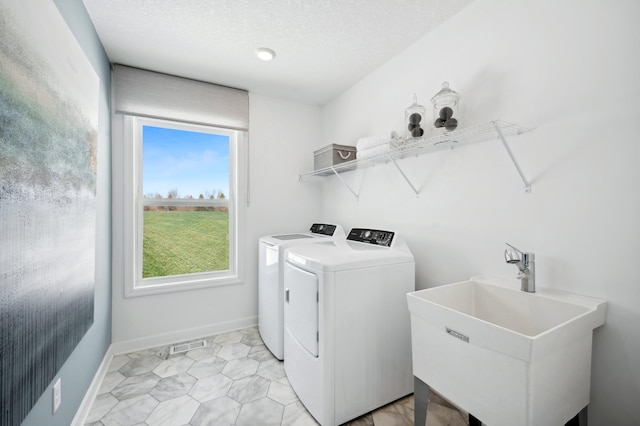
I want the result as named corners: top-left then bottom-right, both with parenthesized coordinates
top-left (260, 233), bottom-right (329, 248)
top-left (286, 239), bottom-right (414, 272)
top-left (271, 234), bottom-right (315, 241)
top-left (260, 224), bottom-right (345, 247)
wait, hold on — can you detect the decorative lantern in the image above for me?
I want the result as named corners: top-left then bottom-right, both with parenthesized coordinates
top-left (431, 82), bottom-right (460, 131)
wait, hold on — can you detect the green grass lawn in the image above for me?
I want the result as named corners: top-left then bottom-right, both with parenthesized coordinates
top-left (143, 210), bottom-right (229, 278)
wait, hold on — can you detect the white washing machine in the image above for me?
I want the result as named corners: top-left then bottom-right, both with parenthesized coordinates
top-left (258, 223), bottom-right (345, 360)
top-left (283, 228), bottom-right (415, 426)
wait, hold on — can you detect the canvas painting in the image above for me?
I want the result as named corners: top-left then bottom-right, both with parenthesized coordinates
top-left (0, 0), bottom-right (99, 424)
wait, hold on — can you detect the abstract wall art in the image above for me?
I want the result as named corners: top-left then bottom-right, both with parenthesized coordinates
top-left (0, 0), bottom-right (99, 424)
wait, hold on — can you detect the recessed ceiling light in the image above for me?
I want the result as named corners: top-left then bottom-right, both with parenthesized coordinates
top-left (256, 47), bottom-right (276, 62)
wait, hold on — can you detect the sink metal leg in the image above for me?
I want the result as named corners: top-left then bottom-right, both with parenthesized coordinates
top-left (413, 377), bottom-right (484, 426)
top-left (469, 413), bottom-right (482, 426)
top-left (414, 376), bottom-right (429, 426)
top-left (565, 405), bottom-right (588, 426)
top-left (466, 406), bottom-right (587, 426)
top-left (566, 413), bottom-right (579, 426)
top-left (413, 378), bottom-right (587, 426)
top-left (579, 405), bottom-right (588, 426)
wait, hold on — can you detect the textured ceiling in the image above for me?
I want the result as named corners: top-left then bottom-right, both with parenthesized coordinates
top-left (82, 0), bottom-right (473, 105)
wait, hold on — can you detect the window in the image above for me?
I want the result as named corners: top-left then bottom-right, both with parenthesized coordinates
top-left (123, 116), bottom-right (245, 296)
top-left (112, 65), bottom-right (249, 297)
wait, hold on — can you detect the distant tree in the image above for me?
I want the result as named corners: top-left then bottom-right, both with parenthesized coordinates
top-left (196, 194), bottom-right (207, 211)
top-left (167, 188), bottom-right (178, 210)
top-left (218, 192), bottom-right (226, 199)
top-left (153, 193), bottom-right (165, 210)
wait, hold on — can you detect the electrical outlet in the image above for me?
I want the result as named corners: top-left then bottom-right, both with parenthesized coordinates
top-left (52, 378), bottom-right (62, 413)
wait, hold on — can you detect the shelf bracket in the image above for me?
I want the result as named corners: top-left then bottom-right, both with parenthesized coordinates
top-left (387, 154), bottom-right (419, 196)
top-left (330, 166), bottom-right (359, 200)
top-left (492, 121), bottom-right (531, 193)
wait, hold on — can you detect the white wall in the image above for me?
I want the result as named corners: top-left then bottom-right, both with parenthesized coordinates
top-left (110, 93), bottom-right (322, 349)
top-left (320, 0), bottom-right (640, 424)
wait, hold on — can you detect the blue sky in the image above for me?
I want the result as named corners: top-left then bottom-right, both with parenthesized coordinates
top-left (142, 125), bottom-right (229, 199)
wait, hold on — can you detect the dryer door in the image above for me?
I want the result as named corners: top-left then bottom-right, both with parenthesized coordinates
top-left (284, 263), bottom-right (319, 357)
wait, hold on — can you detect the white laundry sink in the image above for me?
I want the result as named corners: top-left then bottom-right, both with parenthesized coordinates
top-left (407, 277), bottom-right (606, 426)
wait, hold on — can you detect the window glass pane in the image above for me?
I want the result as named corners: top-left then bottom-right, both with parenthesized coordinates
top-left (142, 209), bottom-right (229, 278)
top-left (142, 125), bottom-right (230, 200)
top-left (141, 125), bottom-right (231, 279)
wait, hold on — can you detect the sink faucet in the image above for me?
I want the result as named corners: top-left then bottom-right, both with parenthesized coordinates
top-left (504, 243), bottom-right (535, 293)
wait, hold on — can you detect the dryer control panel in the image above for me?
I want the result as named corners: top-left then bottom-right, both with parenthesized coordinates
top-left (310, 223), bottom-right (337, 236)
top-left (347, 228), bottom-right (395, 247)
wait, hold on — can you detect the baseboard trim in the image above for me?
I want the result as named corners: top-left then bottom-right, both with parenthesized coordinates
top-left (71, 344), bottom-right (114, 426)
top-left (111, 316), bottom-right (258, 355)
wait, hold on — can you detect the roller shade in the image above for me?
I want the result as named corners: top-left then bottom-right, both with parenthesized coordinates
top-left (113, 64), bottom-right (249, 130)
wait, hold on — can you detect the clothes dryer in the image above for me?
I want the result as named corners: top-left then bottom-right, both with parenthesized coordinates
top-left (283, 228), bottom-right (415, 426)
top-left (258, 223), bottom-right (345, 360)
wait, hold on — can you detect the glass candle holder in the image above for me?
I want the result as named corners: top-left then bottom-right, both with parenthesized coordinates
top-left (405, 94), bottom-right (426, 139)
top-left (431, 81), bottom-right (460, 131)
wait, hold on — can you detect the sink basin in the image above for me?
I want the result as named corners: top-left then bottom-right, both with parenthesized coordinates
top-left (407, 277), bottom-right (606, 426)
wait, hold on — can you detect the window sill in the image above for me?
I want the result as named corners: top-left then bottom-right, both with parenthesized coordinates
top-left (125, 274), bottom-right (242, 298)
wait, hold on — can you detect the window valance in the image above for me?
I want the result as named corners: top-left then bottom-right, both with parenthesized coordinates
top-left (113, 64), bottom-right (249, 130)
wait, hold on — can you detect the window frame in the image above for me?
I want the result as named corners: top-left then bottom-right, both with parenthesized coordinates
top-left (123, 115), bottom-right (245, 297)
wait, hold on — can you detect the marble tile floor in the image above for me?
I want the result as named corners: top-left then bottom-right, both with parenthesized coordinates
top-left (85, 327), bottom-right (469, 426)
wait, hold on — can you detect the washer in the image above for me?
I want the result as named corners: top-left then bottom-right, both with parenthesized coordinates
top-left (283, 228), bottom-right (415, 426)
top-left (259, 223), bottom-right (345, 360)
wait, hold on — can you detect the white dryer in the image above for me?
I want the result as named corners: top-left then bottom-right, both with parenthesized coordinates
top-left (258, 223), bottom-right (345, 360)
top-left (283, 228), bottom-right (415, 426)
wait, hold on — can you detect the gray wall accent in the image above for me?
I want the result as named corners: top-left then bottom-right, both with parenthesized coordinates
top-left (21, 1), bottom-right (112, 425)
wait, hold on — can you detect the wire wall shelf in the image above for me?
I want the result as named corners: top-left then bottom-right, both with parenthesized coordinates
top-left (299, 120), bottom-right (533, 199)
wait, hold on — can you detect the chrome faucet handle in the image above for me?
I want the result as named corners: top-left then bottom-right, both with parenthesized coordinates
top-left (504, 243), bottom-right (529, 264)
top-left (505, 243), bottom-right (534, 264)
top-left (505, 242), bottom-right (524, 255)
top-left (505, 243), bottom-right (536, 293)
top-left (505, 244), bottom-right (521, 264)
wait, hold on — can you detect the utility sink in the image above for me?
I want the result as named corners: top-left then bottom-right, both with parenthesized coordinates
top-left (407, 277), bottom-right (606, 426)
